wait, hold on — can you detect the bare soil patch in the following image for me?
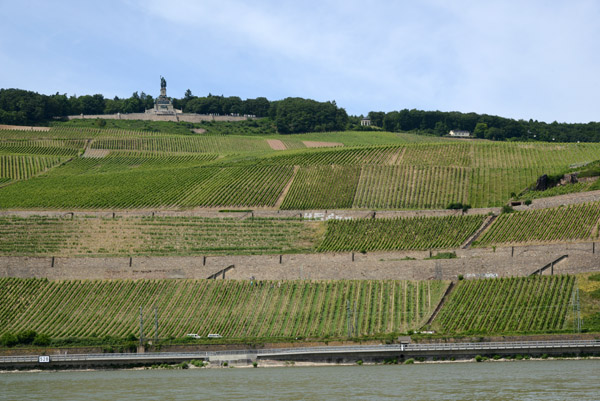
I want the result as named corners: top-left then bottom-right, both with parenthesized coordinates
top-left (267, 139), bottom-right (287, 150)
top-left (82, 148), bottom-right (110, 158)
top-left (303, 141), bottom-right (344, 148)
top-left (0, 124), bottom-right (50, 131)
top-left (191, 128), bottom-right (206, 134)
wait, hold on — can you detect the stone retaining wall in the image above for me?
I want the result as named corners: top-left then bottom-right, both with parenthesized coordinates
top-left (67, 113), bottom-right (250, 123)
top-left (1, 243), bottom-right (598, 281)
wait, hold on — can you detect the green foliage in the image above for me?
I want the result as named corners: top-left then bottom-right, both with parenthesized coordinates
top-left (281, 165), bottom-right (360, 210)
top-left (404, 358), bottom-right (414, 364)
top-left (501, 205), bottom-right (515, 214)
top-left (477, 202), bottom-right (600, 246)
top-left (318, 215), bottom-right (485, 252)
top-left (2, 128), bottom-right (600, 211)
top-left (447, 202), bottom-right (471, 212)
top-left (270, 97), bottom-right (348, 134)
top-left (0, 278), bottom-right (448, 340)
top-left (16, 330), bottom-right (37, 344)
top-left (425, 252), bottom-right (457, 260)
top-left (0, 332), bottom-right (18, 347)
top-left (434, 275), bottom-right (575, 334)
top-left (32, 333), bottom-right (51, 346)
top-left (374, 107), bottom-right (600, 142)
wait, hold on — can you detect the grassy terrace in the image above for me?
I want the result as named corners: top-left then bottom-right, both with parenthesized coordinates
top-left (475, 202), bottom-right (600, 247)
top-left (1, 275), bottom-right (597, 342)
top-left (0, 201), bottom-right (598, 256)
top-left (433, 275), bottom-right (576, 335)
top-left (0, 216), bottom-right (319, 256)
top-left (0, 278), bottom-right (448, 340)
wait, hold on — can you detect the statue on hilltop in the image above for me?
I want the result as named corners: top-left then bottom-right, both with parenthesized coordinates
top-left (160, 76), bottom-right (167, 89)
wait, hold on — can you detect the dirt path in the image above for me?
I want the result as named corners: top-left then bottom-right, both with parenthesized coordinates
top-left (303, 141), bottom-right (343, 148)
top-left (388, 147), bottom-right (405, 165)
top-left (274, 166), bottom-right (299, 208)
top-left (267, 139), bottom-right (287, 150)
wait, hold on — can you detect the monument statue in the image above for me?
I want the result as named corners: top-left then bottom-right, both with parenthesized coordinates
top-left (146, 75), bottom-right (180, 115)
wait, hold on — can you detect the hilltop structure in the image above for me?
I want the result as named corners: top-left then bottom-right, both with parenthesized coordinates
top-left (146, 76), bottom-right (181, 115)
top-left (449, 129), bottom-right (470, 137)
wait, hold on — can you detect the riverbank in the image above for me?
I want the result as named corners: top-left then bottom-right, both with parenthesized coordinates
top-left (2, 340), bottom-right (598, 371)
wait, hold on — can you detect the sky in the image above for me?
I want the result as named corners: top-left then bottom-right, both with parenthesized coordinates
top-left (1, 0), bottom-right (599, 123)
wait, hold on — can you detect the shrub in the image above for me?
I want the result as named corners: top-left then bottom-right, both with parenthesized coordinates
top-left (501, 205), bottom-right (515, 214)
top-left (32, 333), bottom-right (51, 346)
top-left (356, 359), bottom-right (363, 366)
top-left (524, 199), bottom-right (532, 206)
top-left (253, 361), bottom-right (258, 368)
top-left (0, 333), bottom-right (18, 347)
top-left (404, 358), bottom-right (414, 364)
top-left (458, 274), bottom-right (464, 281)
top-left (475, 355), bottom-right (484, 362)
top-left (426, 252), bottom-right (457, 260)
top-left (16, 330), bottom-right (37, 345)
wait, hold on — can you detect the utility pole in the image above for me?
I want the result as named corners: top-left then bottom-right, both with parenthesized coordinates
top-left (354, 301), bottom-right (357, 337)
top-left (347, 300), bottom-right (351, 338)
top-left (154, 305), bottom-right (158, 345)
top-left (139, 307), bottom-right (144, 347)
top-left (572, 286), bottom-right (582, 333)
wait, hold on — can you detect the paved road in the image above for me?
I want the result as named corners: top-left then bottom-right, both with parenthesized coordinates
top-left (2, 340), bottom-right (599, 366)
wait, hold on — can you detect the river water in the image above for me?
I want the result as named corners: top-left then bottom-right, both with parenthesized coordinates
top-left (1, 360), bottom-right (599, 400)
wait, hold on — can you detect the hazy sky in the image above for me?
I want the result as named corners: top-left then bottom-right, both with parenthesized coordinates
top-left (1, 0), bottom-right (598, 122)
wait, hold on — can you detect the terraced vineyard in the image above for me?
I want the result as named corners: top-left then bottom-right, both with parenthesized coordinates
top-left (2, 126), bottom-right (600, 210)
top-left (281, 165), bottom-right (361, 209)
top-left (0, 216), bottom-right (320, 256)
top-left (0, 139), bottom-right (85, 156)
top-left (354, 166), bottom-right (471, 209)
top-left (317, 215), bottom-right (486, 252)
top-left (259, 145), bottom-right (400, 166)
top-left (0, 155), bottom-right (68, 181)
top-left (0, 157), bottom-right (293, 209)
top-left (0, 278), bottom-right (448, 339)
top-left (91, 135), bottom-right (271, 153)
top-left (434, 275), bottom-right (576, 334)
top-left (475, 202), bottom-right (600, 246)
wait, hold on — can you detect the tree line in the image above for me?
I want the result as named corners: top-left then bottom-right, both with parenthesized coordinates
top-left (367, 109), bottom-right (600, 142)
top-left (0, 88), bottom-right (348, 134)
top-left (1, 88), bottom-right (599, 141)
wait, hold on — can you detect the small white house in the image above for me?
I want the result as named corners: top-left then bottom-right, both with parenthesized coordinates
top-left (449, 130), bottom-right (470, 137)
top-left (360, 118), bottom-right (371, 126)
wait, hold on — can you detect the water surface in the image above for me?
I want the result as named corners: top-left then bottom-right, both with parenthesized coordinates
top-left (2, 360), bottom-right (599, 400)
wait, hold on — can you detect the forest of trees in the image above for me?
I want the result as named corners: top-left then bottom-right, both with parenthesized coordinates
top-left (0, 88), bottom-right (347, 134)
top-left (367, 109), bottom-right (600, 142)
top-left (1, 88), bottom-right (598, 141)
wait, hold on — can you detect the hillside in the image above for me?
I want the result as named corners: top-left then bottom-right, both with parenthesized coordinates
top-left (1, 126), bottom-right (600, 210)
top-left (1, 275), bottom-right (598, 344)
